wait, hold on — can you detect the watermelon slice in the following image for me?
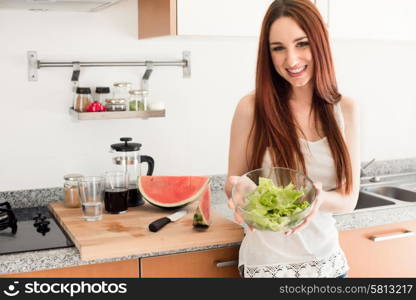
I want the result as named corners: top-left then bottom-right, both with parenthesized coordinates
top-left (138, 176), bottom-right (209, 209)
top-left (193, 187), bottom-right (211, 228)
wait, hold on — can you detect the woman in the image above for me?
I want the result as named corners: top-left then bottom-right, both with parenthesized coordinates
top-left (225, 0), bottom-right (360, 278)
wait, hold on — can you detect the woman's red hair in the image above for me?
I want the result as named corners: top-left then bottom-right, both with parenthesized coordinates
top-left (249, 0), bottom-right (352, 194)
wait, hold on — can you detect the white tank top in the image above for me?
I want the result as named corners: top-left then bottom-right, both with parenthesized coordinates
top-left (238, 102), bottom-right (349, 278)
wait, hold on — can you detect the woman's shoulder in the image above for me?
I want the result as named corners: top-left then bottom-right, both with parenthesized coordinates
top-left (338, 96), bottom-right (359, 116)
top-left (234, 92), bottom-right (255, 119)
top-left (338, 95), bottom-right (360, 125)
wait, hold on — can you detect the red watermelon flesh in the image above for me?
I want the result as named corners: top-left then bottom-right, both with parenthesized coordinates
top-left (138, 176), bottom-right (209, 208)
top-left (193, 187), bottom-right (211, 228)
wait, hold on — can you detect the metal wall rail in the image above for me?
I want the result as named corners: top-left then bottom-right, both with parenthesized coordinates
top-left (27, 50), bottom-right (191, 81)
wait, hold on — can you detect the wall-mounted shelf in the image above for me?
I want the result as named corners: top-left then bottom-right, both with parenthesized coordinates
top-left (69, 108), bottom-right (165, 120)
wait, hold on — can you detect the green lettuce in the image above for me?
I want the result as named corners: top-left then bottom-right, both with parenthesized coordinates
top-left (242, 177), bottom-right (310, 231)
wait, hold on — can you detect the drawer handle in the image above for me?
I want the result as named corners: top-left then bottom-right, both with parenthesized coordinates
top-left (369, 230), bottom-right (414, 242)
top-left (214, 260), bottom-right (238, 268)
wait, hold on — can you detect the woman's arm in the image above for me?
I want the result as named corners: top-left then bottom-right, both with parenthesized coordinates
top-left (224, 94), bottom-right (255, 199)
top-left (288, 96), bottom-right (360, 234)
top-left (319, 96), bottom-right (361, 214)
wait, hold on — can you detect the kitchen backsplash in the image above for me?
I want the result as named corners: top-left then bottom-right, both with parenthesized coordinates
top-left (359, 157), bottom-right (416, 177)
top-left (1, 157), bottom-right (415, 208)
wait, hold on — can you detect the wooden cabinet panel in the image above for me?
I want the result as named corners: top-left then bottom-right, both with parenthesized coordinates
top-left (141, 246), bottom-right (240, 278)
top-left (1, 259), bottom-right (139, 278)
top-left (339, 220), bottom-right (416, 277)
top-left (138, 0), bottom-right (177, 39)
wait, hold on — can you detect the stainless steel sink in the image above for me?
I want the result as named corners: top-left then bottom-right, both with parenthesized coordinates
top-left (364, 186), bottom-right (416, 202)
top-left (355, 191), bottom-right (396, 210)
top-left (344, 171), bottom-right (416, 213)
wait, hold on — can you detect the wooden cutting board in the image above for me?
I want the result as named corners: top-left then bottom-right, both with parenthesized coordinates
top-left (49, 201), bottom-right (244, 261)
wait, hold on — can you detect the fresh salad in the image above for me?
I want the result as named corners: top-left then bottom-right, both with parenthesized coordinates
top-left (242, 177), bottom-right (310, 231)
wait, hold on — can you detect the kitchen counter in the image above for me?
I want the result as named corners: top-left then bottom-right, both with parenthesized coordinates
top-left (2, 162), bottom-right (416, 275)
top-left (2, 189), bottom-right (416, 275)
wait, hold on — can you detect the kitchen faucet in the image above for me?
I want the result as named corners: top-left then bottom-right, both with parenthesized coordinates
top-left (360, 158), bottom-right (376, 177)
top-left (360, 158), bottom-right (381, 182)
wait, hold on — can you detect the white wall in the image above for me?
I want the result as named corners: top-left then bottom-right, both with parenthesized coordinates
top-left (0, 0), bottom-right (415, 191)
top-left (331, 38), bottom-right (416, 161)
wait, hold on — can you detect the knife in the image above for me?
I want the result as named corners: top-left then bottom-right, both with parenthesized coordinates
top-left (148, 209), bottom-right (187, 232)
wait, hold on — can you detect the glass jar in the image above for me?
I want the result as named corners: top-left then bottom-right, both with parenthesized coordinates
top-left (95, 87), bottom-right (111, 105)
top-left (113, 82), bottom-right (132, 101)
top-left (63, 173), bottom-right (84, 208)
top-left (74, 87), bottom-right (92, 112)
top-left (105, 98), bottom-right (127, 111)
top-left (129, 89), bottom-right (147, 111)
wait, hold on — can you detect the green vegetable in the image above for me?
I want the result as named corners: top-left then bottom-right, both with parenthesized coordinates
top-left (129, 100), bottom-right (144, 111)
top-left (242, 177), bottom-right (310, 231)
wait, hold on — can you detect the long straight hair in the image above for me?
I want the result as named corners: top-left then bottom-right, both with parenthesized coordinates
top-left (249, 0), bottom-right (352, 194)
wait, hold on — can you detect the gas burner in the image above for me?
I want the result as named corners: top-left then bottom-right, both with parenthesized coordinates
top-left (0, 202), bottom-right (17, 234)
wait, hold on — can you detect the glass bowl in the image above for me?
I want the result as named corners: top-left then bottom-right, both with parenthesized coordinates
top-left (231, 167), bottom-right (316, 232)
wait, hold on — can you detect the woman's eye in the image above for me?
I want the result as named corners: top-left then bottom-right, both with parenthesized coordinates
top-left (272, 46), bottom-right (285, 52)
top-left (297, 41), bottom-right (309, 47)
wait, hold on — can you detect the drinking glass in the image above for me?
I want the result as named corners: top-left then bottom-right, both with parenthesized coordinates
top-left (78, 176), bottom-right (104, 221)
top-left (104, 171), bottom-right (129, 214)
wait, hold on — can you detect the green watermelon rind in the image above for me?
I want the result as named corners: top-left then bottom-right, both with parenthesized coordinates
top-left (193, 187), bottom-right (211, 228)
top-left (193, 207), bottom-right (209, 227)
top-left (138, 176), bottom-right (210, 209)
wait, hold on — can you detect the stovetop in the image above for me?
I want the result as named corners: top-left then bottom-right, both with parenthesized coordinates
top-left (0, 202), bottom-right (74, 255)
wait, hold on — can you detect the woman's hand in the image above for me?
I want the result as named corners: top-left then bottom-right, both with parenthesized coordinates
top-left (226, 176), bottom-right (256, 231)
top-left (284, 182), bottom-right (324, 235)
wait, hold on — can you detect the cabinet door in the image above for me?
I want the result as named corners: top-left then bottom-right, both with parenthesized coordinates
top-left (138, 0), bottom-right (329, 39)
top-left (140, 246), bottom-right (240, 278)
top-left (138, 0), bottom-right (273, 38)
top-left (0, 259), bottom-right (139, 278)
top-left (339, 220), bottom-right (416, 277)
top-left (177, 0), bottom-right (272, 36)
top-left (327, 0), bottom-right (416, 41)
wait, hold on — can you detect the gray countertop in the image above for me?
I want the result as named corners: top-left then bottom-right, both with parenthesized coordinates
top-left (2, 189), bottom-right (416, 275)
top-left (2, 161), bottom-right (416, 275)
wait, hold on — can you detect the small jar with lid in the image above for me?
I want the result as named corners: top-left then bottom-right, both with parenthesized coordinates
top-left (129, 89), bottom-right (147, 111)
top-left (105, 98), bottom-right (127, 111)
top-left (63, 174), bottom-right (84, 208)
top-left (74, 87), bottom-right (92, 112)
top-left (95, 87), bottom-right (111, 105)
top-left (113, 82), bottom-right (132, 101)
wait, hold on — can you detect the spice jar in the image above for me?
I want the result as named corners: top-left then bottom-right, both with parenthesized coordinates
top-left (63, 174), bottom-right (83, 208)
top-left (95, 87), bottom-right (111, 105)
top-left (113, 82), bottom-right (132, 101)
top-left (74, 87), bottom-right (92, 112)
top-left (129, 89), bottom-right (147, 111)
top-left (105, 98), bottom-right (127, 111)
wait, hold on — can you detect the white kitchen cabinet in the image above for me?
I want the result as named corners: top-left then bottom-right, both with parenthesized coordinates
top-left (176, 0), bottom-right (272, 37)
top-left (313, 0), bottom-right (329, 24)
top-left (139, 0), bottom-right (329, 39)
top-left (139, 0), bottom-right (272, 39)
top-left (327, 0), bottom-right (416, 41)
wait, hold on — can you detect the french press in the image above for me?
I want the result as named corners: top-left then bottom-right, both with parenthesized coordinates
top-left (110, 137), bottom-right (154, 207)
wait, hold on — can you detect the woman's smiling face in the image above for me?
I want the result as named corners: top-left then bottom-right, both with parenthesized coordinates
top-left (269, 17), bottom-right (314, 88)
